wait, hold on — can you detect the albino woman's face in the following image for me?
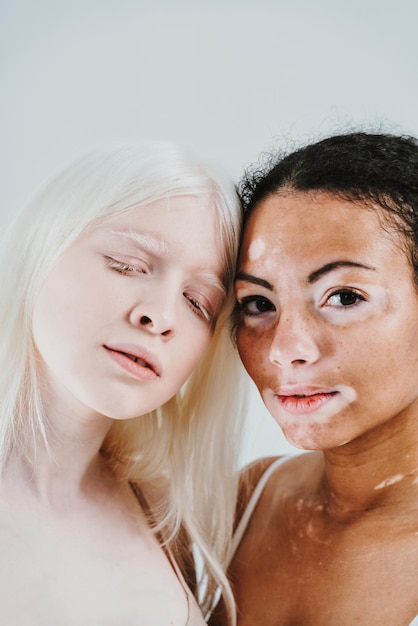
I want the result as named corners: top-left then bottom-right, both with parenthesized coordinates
top-left (235, 191), bottom-right (418, 450)
top-left (32, 196), bottom-right (226, 422)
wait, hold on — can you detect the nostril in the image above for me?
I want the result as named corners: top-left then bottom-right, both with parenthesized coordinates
top-left (140, 315), bottom-right (152, 325)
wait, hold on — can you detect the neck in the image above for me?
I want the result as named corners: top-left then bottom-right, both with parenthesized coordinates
top-left (4, 402), bottom-right (115, 508)
top-left (320, 412), bottom-right (418, 520)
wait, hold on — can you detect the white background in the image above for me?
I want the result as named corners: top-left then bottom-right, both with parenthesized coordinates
top-left (2, 0), bottom-right (418, 464)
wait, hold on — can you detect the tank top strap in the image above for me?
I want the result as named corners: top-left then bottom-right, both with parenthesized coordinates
top-left (226, 456), bottom-right (291, 568)
top-left (129, 482), bottom-right (206, 626)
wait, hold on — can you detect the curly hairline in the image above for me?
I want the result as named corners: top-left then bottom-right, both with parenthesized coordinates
top-left (238, 131), bottom-right (418, 288)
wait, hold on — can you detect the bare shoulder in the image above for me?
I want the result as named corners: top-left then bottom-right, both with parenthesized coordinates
top-left (235, 456), bottom-right (281, 528)
top-left (209, 455), bottom-right (323, 626)
top-left (238, 456), bottom-right (281, 496)
top-left (240, 451), bottom-right (321, 495)
top-left (237, 452), bottom-right (323, 529)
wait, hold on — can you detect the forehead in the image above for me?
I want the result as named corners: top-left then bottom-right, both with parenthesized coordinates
top-left (241, 191), bottom-right (399, 264)
top-left (96, 195), bottom-right (218, 240)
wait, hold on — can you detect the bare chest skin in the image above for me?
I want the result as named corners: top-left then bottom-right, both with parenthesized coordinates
top-left (0, 481), bottom-right (192, 626)
top-left (227, 454), bottom-right (418, 626)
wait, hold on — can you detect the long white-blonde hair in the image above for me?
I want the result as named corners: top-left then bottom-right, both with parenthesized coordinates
top-left (0, 141), bottom-right (247, 623)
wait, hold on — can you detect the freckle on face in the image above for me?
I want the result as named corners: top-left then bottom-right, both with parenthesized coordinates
top-left (236, 192), bottom-right (418, 449)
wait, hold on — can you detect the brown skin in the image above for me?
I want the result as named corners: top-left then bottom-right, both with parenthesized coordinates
top-left (211, 192), bottom-right (418, 625)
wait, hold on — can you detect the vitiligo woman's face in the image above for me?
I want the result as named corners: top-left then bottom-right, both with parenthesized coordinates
top-left (236, 191), bottom-right (418, 450)
top-left (32, 197), bottom-right (226, 422)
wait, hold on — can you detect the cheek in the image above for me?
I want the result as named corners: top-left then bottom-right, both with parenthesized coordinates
top-left (193, 327), bottom-right (214, 364)
top-left (32, 292), bottom-right (76, 373)
top-left (177, 324), bottom-right (214, 376)
top-left (32, 265), bottom-right (98, 354)
top-left (32, 279), bottom-right (68, 345)
top-left (237, 326), bottom-right (269, 386)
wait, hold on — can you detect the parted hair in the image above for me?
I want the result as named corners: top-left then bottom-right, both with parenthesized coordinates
top-left (0, 141), bottom-right (248, 624)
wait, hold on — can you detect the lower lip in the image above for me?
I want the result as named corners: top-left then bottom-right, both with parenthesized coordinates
top-left (105, 348), bottom-right (159, 381)
top-left (277, 392), bottom-right (337, 415)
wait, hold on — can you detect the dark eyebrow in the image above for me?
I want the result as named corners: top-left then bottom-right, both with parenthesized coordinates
top-left (308, 261), bottom-right (376, 284)
top-left (234, 271), bottom-right (274, 291)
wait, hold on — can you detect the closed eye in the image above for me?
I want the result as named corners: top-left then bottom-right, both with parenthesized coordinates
top-left (105, 256), bottom-right (147, 275)
top-left (184, 293), bottom-right (212, 322)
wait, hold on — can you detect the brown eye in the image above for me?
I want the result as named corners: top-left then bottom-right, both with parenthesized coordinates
top-left (340, 292), bottom-right (357, 306)
top-left (327, 289), bottom-right (365, 307)
top-left (239, 296), bottom-right (275, 316)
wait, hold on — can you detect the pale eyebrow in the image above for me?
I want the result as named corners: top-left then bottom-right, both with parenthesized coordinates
top-left (235, 271), bottom-right (274, 291)
top-left (111, 230), bottom-right (225, 295)
top-left (196, 270), bottom-right (227, 296)
top-left (308, 261), bottom-right (376, 284)
top-left (110, 230), bottom-right (169, 256)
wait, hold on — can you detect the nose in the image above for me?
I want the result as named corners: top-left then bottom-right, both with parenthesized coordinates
top-left (129, 301), bottom-right (176, 338)
top-left (269, 312), bottom-right (320, 368)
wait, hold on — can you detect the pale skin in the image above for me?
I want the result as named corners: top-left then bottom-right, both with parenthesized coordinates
top-left (210, 191), bottom-right (418, 625)
top-left (1, 196), bottom-right (225, 625)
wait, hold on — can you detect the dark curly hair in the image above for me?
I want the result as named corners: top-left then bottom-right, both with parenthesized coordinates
top-left (239, 132), bottom-right (418, 285)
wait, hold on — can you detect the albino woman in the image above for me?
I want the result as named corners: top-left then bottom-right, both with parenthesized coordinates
top-left (0, 141), bottom-right (246, 625)
top-left (211, 132), bottom-right (418, 625)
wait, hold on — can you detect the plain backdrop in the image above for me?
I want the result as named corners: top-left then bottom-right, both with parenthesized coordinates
top-left (2, 0), bottom-right (418, 464)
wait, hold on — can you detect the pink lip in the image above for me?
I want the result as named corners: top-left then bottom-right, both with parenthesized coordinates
top-left (276, 386), bottom-right (338, 415)
top-left (104, 344), bottom-right (161, 380)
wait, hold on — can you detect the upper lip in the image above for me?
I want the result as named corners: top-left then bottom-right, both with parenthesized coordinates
top-left (277, 385), bottom-right (336, 397)
top-left (104, 343), bottom-right (162, 376)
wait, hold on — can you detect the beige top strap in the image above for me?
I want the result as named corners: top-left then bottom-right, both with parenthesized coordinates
top-left (129, 482), bottom-right (206, 626)
top-left (226, 456), bottom-right (291, 568)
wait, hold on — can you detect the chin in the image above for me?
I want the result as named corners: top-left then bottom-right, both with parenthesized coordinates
top-left (278, 420), bottom-right (342, 451)
top-left (283, 434), bottom-right (324, 451)
top-left (284, 431), bottom-right (354, 451)
top-left (101, 406), bottom-right (150, 421)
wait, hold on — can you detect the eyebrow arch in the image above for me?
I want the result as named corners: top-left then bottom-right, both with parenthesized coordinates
top-left (308, 261), bottom-right (376, 284)
top-left (235, 271), bottom-right (274, 291)
top-left (112, 230), bottom-right (226, 294)
top-left (110, 230), bottom-right (169, 256)
top-left (197, 271), bottom-right (227, 296)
